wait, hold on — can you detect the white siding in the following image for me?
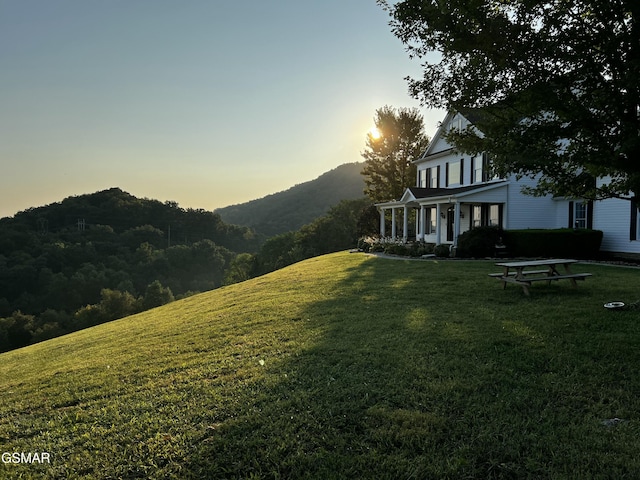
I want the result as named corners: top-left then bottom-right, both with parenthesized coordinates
top-left (413, 112), bottom-right (640, 254)
top-left (594, 197), bottom-right (640, 253)
top-left (462, 185), bottom-right (508, 204)
top-left (504, 175), bottom-right (569, 229)
top-left (430, 136), bottom-right (451, 154)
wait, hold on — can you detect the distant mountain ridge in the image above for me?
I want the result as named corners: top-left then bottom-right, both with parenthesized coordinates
top-left (215, 162), bottom-right (366, 237)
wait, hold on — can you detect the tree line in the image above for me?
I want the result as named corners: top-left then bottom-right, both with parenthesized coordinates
top-left (0, 188), bottom-right (381, 353)
top-left (223, 198), bottom-right (379, 285)
top-left (0, 104), bottom-right (430, 353)
top-left (0, 188), bottom-right (258, 352)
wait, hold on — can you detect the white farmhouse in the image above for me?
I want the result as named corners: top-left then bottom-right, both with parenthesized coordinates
top-left (376, 110), bottom-right (640, 255)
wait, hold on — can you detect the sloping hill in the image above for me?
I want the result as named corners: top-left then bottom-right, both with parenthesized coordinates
top-left (0, 188), bottom-right (259, 352)
top-left (215, 162), bottom-right (366, 237)
top-left (0, 253), bottom-right (639, 478)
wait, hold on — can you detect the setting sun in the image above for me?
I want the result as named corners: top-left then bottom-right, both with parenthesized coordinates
top-left (368, 126), bottom-right (382, 140)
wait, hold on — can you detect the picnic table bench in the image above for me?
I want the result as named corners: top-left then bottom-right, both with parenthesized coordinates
top-left (489, 258), bottom-right (592, 296)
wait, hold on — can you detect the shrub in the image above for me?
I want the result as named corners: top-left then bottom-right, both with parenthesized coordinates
top-left (434, 244), bottom-right (450, 258)
top-left (456, 226), bottom-right (503, 258)
top-left (357, 238), bottom-right (372, 252)
top-left (384, 243), bottom-right (409, 256)
top-left (369, 243), bottom-right (385, 253)
top-left (503, 229), bottom-right (603, 258)
top-left (408, 242), bottom-right (435, 257)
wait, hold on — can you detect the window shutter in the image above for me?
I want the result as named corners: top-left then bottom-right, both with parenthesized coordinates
top-left (445, 163), bottom-right (450, 187)
top-left (568, 201), bottom-right (574, 228)
top-left (470, 157), bottom-right (475, 183)
top-left (460, 159), bottom-right (465, 185)
top-left (436, 165), bottom-right (441, 188)
top-left (482, 153), bottom-right (489, 182)
top-left (587, 201), bottom-right (593, 229)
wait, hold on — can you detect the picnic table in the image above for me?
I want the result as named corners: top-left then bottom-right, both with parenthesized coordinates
top-left (489, 258), bottom-right (592, 296)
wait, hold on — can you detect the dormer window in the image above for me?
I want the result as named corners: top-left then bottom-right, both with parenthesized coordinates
top-left (449, 116), bottom-right (463, 132)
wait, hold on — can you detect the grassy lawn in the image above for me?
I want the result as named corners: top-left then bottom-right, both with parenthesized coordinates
top-left (1, 252), bottom-right (639, 479)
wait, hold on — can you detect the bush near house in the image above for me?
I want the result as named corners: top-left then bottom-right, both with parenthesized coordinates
top-left (384, 243), bottom-right (410, 256)
top-left (503, 228), bottom-right (603, 258)
top-left (456, 226), bottom-right (503, 258)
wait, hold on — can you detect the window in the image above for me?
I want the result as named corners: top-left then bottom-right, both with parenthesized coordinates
top-left (472, 156), bottom-right (483, 183)
top-left (574, 202), bottom-right (587, 229)
top-left (419, 169), bottom-right (427, 188)
top-left (449, 116), bottom-right (463, 132)
top-left (489, 205), bottom-right (500, 226)
top-left (428, 166), bottom-right (440, 188)
top-left (471, 204), bottom-right (502, 228)
top-left (447, 161), bottom-right (461, 187)
top-left (427, 207), bottom-right (437, 233)
top-left (569, 201), bottom-right (592, 229)
top-left (472, 205), bottom-right (482, 227)
top-left (481, 153), bottom-right (500, 182)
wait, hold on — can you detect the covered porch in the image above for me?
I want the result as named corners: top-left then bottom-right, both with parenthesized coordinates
top-left (376, 182), bottom-right (508, 246)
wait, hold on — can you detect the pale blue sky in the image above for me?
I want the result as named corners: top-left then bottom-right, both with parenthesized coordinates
top-left (0, 0), bottom-right (443, 218)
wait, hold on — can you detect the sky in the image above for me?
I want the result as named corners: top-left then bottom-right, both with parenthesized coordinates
top-left (0, 0), bottom-right (445, 219)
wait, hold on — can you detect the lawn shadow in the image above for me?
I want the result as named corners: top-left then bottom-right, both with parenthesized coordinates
top-left (184, 256), bottom-right (640, 479)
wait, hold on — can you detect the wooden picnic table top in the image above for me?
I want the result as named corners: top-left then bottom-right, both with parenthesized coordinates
top-left (490, 258), bottom-right (590, 295)
top-left (495, 258), bottom-right (578, 268)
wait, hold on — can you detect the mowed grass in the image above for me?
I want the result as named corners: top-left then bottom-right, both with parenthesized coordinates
top-left (1, 252), bottom-right (640, 479)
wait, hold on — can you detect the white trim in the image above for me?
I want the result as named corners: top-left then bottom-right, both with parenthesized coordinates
top-left (413, 148), bottom-right (454, 165)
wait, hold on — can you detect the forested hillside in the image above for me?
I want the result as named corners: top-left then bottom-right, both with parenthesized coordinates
top-left (0, 188), bottom-right (258, 352)
top-left (215, 162), bottom-right (366, 237)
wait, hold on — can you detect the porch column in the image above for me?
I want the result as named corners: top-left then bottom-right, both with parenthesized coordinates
top-left (379, 208), bottom-right (386, 237)
top-left (501, 202), bottom-right (507, 230)
top-left (403, 205), bottom-right (409, 243)
top-left (391, 208), bottom-right (397, 240)
top-left (453, 202), bottom-right (462, 246)
top-left (419, 205), bottom-right (426, 241)
top-left (435, 203), bottom-right (442, 245)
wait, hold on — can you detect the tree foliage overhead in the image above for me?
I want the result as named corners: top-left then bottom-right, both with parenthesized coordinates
top-left (380, 0), bottom-right (640, 199)
top-left (361, 106), bottom-right (430, 202)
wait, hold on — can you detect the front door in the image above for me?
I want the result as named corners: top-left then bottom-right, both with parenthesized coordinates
top-left (446, 207), bottom-right (455, 242)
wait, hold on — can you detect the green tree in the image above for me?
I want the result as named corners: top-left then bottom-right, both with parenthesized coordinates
top-left (142, 280), bottom-right (174, 310)
top-left (361, 106), bottom-right (430, 202)
top-left (296, 199), bottom-right (372, 257)
top-left (224, 253), bottom-right (256, 285)
top-left (254, 232), bottom-right (297, 275)
top-left (0, 311), bottom-right (35, 351)
top-left (99, 288), bottom-right (140, 320)
top-left (380, 0), bottom-right (640, 199)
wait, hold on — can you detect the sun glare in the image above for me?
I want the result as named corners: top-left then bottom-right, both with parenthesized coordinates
top-left (368, 126), bottom-right (382, 140)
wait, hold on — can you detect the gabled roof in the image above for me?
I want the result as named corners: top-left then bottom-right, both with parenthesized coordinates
top-left (415, 110), bottom-right (458, 162)
top-left (413, 109), bottom-right (486, 164)
top-left (376, 181), bottom-right (508, 208)
top-left (408, 184), bottom-right (487, 199)
top-left (407, 181), bottom-right (507, 201)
